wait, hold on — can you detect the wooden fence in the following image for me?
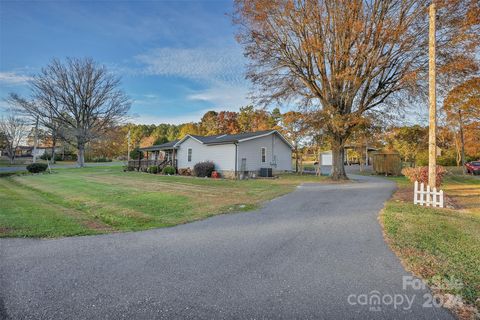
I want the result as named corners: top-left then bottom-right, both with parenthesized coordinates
top-left (372, 152), bottom-right (402, 176)
top-left (413, 181), bottom-right (444, 208)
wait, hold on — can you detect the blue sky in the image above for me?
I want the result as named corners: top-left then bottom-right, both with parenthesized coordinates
top-left (0, 0), bottom-right (251, 124)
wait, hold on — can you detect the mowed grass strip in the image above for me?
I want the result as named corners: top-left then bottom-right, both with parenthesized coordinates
top-left (0, 178), bottom-right (94, 237)
top-left (1, 166), bottom-right (326, 238)
top-left (381, 174), bottom-right (480, 308)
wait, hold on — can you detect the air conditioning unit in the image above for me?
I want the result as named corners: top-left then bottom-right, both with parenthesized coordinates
top-left (260, 167), bottom-right (272, 177)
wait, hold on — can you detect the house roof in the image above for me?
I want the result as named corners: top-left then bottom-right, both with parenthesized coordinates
top-left (189, 130), bottom-right (273, 144)
top-left (140, 130), bottom-right (294, 151)
top-left (139, 140), bottom-right (179, 152)
top-left (177, 130), bottom-right (293, 148)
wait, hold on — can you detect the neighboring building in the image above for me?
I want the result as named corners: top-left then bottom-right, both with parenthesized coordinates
top-left (320, 146), bottom-right (379, 166)
top-left (13, 146), bottom-right (62, 158)
top-left (137, 130), bottom-right (293, 178)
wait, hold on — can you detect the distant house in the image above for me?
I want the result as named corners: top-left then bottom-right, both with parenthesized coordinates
top-left (136, 130), bottom-right (293, 178)
top-left (12, 146), bottom-right (62, 158)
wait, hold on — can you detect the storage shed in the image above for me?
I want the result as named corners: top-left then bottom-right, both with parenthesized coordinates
top-left (372, 151), bottom-right (402, 176)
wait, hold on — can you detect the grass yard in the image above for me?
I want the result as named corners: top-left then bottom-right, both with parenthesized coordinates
top-left (380, 173), bottom-right (480, 316)
top-left (0, 166), bottom-right (326, 238)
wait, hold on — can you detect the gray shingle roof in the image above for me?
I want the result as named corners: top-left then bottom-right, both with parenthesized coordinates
top-left (139, 140), bottom-right (179, 151)
top-left (190, 130), bottom-right (275, 144)
top-left (140, 130), bottom-right (293, 151)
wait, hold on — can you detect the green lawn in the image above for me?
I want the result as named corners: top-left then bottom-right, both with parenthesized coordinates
top-left (380, 174), bottom-right (480, 311)
top-left (0, 166), bottom-right (326, 238)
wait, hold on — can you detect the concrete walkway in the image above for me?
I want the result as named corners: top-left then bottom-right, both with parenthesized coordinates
top-left (0, 175), bottom-right (453, 319)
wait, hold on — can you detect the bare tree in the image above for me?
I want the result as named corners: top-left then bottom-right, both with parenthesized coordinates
top-left (234, 0), bottom-right (479, 179)
top-left (0, 109), bottom-right (29, 164)
top-left (10, 58), bottom-right (131, 167)
top-left (9, 93), bottom-right (63, 163)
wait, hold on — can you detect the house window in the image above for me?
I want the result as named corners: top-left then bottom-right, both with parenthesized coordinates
top-left (188, 148), bottom-right (192, 162)
top-left (261, 147), bottom-right (266, 163)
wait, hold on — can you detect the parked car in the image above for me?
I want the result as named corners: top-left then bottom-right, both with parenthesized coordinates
top-left (465, 161), bottom-right (480, 175)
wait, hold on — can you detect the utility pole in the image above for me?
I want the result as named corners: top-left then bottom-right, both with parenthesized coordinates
top-left (428, 2), bottom-right (437, 188)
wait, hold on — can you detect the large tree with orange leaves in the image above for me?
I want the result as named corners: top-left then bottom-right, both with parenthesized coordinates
top-left (444, 77), bottom-right (480, 167)
top-left (234, 0), bottom-right (479, 179)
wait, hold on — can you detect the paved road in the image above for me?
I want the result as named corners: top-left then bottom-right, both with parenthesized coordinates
top-left (0, 161), bottom-right (124, 173)
top-left (0, 175), bottom-right (453, 319)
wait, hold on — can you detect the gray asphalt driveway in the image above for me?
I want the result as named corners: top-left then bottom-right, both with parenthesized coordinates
top-left (0, 175), bottom-right (453, 319)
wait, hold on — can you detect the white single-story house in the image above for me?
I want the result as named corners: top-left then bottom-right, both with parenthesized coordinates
top-left (7, 146), bottom-right (63, 158)
top-left (138, 130), bottom-right (293, 178)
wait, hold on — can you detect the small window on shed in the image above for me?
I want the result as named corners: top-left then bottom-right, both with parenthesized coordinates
top-left (261, 147), bottom-right (266, 163)
top-left (188, 148), bottom-right (192, 162)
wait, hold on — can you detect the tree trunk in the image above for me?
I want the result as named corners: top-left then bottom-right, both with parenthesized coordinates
top-left (9, 149), bottom-right (15, 165)
top-left (32, 117), bottom-right (39, 163)
top-left (51, 137), bottom-right (57, 164)
top-left (331, 136), bottom-right (348, 180)
top-left (77, 143), bottom-right (85, 167)
top-left (454, 134), bottom-right (461, 166)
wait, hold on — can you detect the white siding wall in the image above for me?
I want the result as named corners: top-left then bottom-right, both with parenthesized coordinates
top-left (237, 133), bottom-right (292, 172)
top-left (33, 148), bottom-right (46, 157)
top-left (176, 137), bottom-right (236, 171)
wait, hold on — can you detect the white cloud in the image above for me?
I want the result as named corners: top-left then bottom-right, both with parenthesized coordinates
top-left (133, 46), bottom-right (252, 111)
top-left (131, 109), bottom-right (215, 125)
top-left (187, 82), bottom-right (250, 109)
top-left (0, 72), bottom-right (32, 85)
top-left (135, 47), bottom-right (247, 86)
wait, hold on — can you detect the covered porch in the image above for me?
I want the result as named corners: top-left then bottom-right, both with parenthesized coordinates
top-left (127, 140), bottom-right (178, 172)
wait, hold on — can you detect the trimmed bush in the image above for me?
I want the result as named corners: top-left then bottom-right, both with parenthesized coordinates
top-left (26, 163), bottom-right (48, 173)
top-left (89, 156), bottom-right (112, 163)
top-left (123, 165), bottom-right (135, 172)
top-left (40, 153), bottom-right (62, 161)
top-left (162, 165), bottom-right (176, 175)
top-left (401, 165), bottom-right (446, 187)
top-left (147, 166), bottom-right (159, 174)
top-left (193, 161), bottom-right (215, 177)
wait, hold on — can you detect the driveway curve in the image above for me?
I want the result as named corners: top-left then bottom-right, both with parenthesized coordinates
top-left (0, 175), bottom-right (453, 319)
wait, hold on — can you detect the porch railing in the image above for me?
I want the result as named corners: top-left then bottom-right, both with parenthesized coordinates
top-left (127, 158), bottom-right (176, 171)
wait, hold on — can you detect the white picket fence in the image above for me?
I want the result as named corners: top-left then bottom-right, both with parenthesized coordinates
top-left (414, 181), bottom-right (444, 208)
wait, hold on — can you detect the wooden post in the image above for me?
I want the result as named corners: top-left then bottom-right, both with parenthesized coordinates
top-left (414, 181), bottom-right (418, 204)
top-left (428, 2), bottom-right (437, 188)
top-left (172, 149), bottom-right (176, 169)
